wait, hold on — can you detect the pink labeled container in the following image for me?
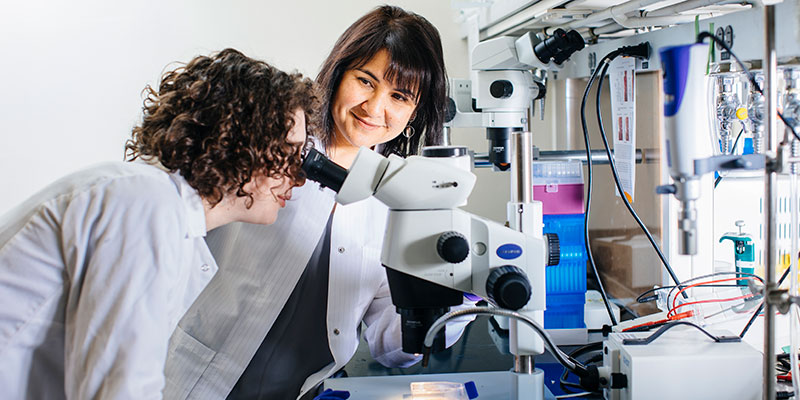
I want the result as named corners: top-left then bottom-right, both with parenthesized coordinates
top-left (533, 160), bottom-right (584, 215)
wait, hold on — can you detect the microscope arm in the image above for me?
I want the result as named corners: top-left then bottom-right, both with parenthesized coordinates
top-left (335, 147), bottom-right (476, 210)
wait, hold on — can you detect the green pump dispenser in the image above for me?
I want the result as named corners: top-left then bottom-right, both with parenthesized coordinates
top-left (719, 220), bottom-right (755, 286)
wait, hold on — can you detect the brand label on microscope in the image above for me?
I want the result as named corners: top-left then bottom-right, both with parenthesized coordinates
top-left (496, 244), bottom-right (522, 260)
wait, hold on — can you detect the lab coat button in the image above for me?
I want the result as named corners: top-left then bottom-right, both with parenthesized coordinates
top-left (200, 264), bottom-right (210, 272)
top-left (333, 328), bottom-right (340, 335)
top-left (337, 247), bottom-right (345, 254)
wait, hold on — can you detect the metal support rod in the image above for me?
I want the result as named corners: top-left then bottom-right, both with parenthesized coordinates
top-left (510, 131), bottom-right (535, 374)
top-left (473, 149), bottom-right (646, 168)
top-left (763, 5), bottom-right (778, 400)
top-left (511, 131), bottom-right (533, 203)
top-left (538, 149), bottom-right (646, 164)
top-left (515, 355), bottom-right (535, 374)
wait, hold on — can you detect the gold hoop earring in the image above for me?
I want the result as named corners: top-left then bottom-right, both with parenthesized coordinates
top-left (403, 125), bottom-right (415, 139)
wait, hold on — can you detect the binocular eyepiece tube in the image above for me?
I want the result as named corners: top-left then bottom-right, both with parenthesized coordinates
top-left (301, 148), bottom-right (348, 193)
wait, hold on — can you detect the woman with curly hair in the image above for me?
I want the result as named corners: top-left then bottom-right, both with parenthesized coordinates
top-left (0, 48), bottom-right (317, 399)
top-left (165, 7), bottom-right (472, 400)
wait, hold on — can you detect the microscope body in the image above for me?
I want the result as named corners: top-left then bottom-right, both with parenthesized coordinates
top-left (382, 205), bottom-right (547, 355)
top-left (302, 146), bottom-right (552, 356)
top-left (446, 30), bottom-right (583, 170)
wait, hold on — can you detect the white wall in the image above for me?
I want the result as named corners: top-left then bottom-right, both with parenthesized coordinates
top-left (0, 0), bottom-right (470, 214)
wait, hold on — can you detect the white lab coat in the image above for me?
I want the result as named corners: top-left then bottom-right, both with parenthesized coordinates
top-left (0, 162), bottom-right (217, 399)
top-left (165, 177), bottom-right (473, 399)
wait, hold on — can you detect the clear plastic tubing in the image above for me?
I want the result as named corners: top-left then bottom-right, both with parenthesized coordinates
top-left (790, 172), bottom-right (799, 397)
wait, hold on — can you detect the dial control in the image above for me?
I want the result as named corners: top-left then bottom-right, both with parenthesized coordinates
top-left (436, 231), bottom-right (469, 264)
top-left (545, 233), bottom-right (560, 266)
top-left (486, 265), bottom-right (531, 310)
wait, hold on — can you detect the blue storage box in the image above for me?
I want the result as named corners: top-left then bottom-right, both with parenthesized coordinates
top-left (543, 214), bottom-right (587, 329)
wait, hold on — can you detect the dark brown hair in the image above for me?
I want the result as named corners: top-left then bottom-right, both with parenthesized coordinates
top-left (125, 48), bottom-right (318, 207)
top-left (316, 5), bottom-right (446, 157)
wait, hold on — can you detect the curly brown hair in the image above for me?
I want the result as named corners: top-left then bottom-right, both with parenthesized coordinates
top-left (125, 48), bottom-right (318, 207)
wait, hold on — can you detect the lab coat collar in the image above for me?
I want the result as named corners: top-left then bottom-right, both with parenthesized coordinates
top-left (132, 158), bottom-right (208, 238)
top-left (167, 171), bottom-right (208, 238)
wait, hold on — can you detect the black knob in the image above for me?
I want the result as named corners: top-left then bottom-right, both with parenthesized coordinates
top-left (532, 80), bottom-right (546, 100)
top-left (486, 266), bottom-right (531, 310)
top-left (489, 80), bottom-right (514, 99)
top-left (545, 233), bottom-right (560, 266)
top-left (445, 97), bottom-right (457, 123)
top-left (436, 231), bottom-right (469, 264)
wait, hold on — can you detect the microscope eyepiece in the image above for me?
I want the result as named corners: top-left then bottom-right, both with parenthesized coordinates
top-left (534, 28), bottom-right (586, 65)
top-left (301, 148), bottom-right (348, 193)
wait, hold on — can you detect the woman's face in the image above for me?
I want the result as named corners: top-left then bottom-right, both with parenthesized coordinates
top-left (331, 49), bottom-right (418, 149)
top-left (238, 109), bottom-right (307, 225)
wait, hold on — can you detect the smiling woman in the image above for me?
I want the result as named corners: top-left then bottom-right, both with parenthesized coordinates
top-left (317, 5), bottom-right (448, 167)
top-left (163, 7), bottom-right (472, 400)
top-left (330, 49), bottom-right (418, 160)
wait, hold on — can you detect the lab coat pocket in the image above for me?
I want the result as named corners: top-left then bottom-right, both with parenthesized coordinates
top-left (164, 326), bottom-right (217, 399)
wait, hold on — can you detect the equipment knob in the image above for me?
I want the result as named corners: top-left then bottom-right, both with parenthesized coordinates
top-left (436, 231), bottom-right (469, 264)
top-left (445, 97), bottom-right (457, 123)
top-left (545, 233), bottom-right (560, 266)
top-left (655, 184), bottom-right (677, 195)
top-left (486, 265), bottom-right (532, 310)
top-left (489, 80), bottom-right (514, 99)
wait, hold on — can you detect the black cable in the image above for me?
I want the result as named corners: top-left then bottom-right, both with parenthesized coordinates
top-left (665, 270), bottom-right (764, 309)
top-left (581, 56), bottom-right (619, 326)
top-left (664, 271), bottom-right (765, 302)
top-left (622, 321), bottom-right (741, 345)
top-left (714, 127), bottom-right (746, 188)
top-left (697, 31), bottom-right (800, 142)
top-left (740, 265), bottom-right (791, 338)
top-left (613, 299), bottom-right (641, 320)
top-left (624, 320), bottom-right (670, 332)
top-left (594, 58), bottom-right (687, 299)
top-left (636, 283), bottom-right (755, 304)
top-left (560, 353), bottom-right (604, 394)
top-left (568, 341), bottom-right (604, 359)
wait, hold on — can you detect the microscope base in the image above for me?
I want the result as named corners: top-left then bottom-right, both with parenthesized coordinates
top-left (323, 370), bottom-right (553, 400)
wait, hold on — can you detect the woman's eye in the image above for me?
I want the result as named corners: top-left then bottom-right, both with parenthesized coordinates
top-left (393, 93), bottom-right (409, 102)
top-left (357, 77), bottom-right (372, 87)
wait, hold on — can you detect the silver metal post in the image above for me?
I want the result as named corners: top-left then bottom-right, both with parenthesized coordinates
top-left (473, 149), bottom-right (646, 168)
top-left (511, 131), bottom-right (533, 203)
top-left (515, 355), bottom-right (535, 374)
top-left (510, 130), bottom-right (535, 374)
top-left (763, 5), bottom-right (778, 400)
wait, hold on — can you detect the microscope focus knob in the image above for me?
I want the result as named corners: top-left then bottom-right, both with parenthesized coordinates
top-left (489, 80), bottom-right (514, 99)
top-left (436, 231), bottom-right (469, 264)
top-left (545, 233), bottom-right (560, 266)
top-left (486, 266), bottom-right (531, 310)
